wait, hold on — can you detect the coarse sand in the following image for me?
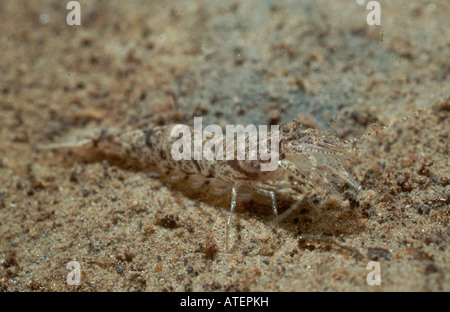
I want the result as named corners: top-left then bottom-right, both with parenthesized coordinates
top-left (0, 0), bottom-right (448, 291)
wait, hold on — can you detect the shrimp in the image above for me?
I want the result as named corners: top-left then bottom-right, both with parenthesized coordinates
top-left (40, 105), bottom-right (431, 249)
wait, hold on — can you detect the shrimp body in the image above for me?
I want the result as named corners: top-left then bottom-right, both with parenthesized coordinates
top-left (84, 121), bottom-right (359, 189)
top-left (44, 118), bottom-right (362, 248)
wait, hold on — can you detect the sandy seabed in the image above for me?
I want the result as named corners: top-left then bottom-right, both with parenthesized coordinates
top-left (0, 0), bottom-right (448, 291)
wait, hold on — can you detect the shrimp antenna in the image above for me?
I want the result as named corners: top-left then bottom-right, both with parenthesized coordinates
top-left (327, 112), bottom-right (339, 135)
top-left (345, 106), bottom-right (432, 148)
